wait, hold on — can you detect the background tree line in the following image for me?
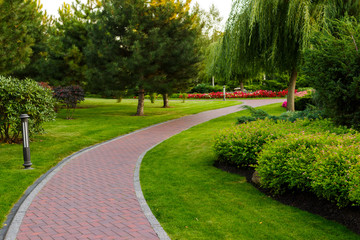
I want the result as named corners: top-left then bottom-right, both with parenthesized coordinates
top-left (2, 0), bottom-right (360, 126)
top-left (1, 0), bottom-right (221, 116)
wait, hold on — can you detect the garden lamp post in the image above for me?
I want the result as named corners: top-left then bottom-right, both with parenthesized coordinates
top-left (223, 85), bottom-right (226, 101)
top-left (20, 114), bottom-right (32, 169)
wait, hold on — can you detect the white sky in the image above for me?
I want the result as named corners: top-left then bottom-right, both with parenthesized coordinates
top-left (40, 0), bottom-right (233, 25)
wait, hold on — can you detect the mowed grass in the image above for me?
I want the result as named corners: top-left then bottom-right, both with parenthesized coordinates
top-left (0, 98), bottom-right (240, 226)
top-left (140, 103), bottom-right (359, 240)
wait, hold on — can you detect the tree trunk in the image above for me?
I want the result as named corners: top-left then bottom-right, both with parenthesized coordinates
top-left (162, 93), bottom-right (169, 108)
top-left (240, 80), bottom-right (244, 92)
top-left (287, 69), bottom-right (298, 112)
top-left (136, 88), bottom-right (145, 116)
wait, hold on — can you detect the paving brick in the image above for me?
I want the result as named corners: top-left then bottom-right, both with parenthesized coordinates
top-left (15, 100), bottom-right (283, 239)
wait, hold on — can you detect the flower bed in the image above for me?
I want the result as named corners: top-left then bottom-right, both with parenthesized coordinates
top-left (184, 89), bottom-right (291, 99)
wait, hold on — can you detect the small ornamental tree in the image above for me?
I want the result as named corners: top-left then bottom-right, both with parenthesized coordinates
top-left (53, 85), bottom-right (85, 119)
top-left (0, 76), bottom-right (55, 143)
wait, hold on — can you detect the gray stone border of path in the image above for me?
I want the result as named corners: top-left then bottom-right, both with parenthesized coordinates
top-left (0, 120), bottom-right (177, 240)
top-left (135, 148), bottom-right (171, 240)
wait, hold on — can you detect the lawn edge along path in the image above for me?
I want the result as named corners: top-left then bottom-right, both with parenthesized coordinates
top-left (3, 99), bottom-right (284, 240)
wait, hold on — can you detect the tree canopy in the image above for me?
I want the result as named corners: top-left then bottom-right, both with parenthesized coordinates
top-left (218, 0), bottom-right (360, 111)
top-left (0, 0), bottom-right (43, 75)
top-left (86, 0), bottom-right (201, 115)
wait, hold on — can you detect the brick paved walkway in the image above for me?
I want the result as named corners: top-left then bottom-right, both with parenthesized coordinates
top-left (5, 99), bottom-right (284, 240)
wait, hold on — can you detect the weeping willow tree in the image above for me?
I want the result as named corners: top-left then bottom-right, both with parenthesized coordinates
top-left (218, 2), bottom-right (259, 92)
top-left (221, 0), bottom-right (320, 111)
top-left (221, 0), bottom-right (360, 111)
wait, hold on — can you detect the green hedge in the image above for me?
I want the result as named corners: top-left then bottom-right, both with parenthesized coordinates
top-left (236, 105), bottom-right (326, 124)
top-left (213, 118), bottom-right (360, 207)
top-left (294, 92), bottom-right (313, 111)
top-left (257, 133), bottom-right (360, 207)
top-left (214, 118), bottom-right (349, 167)
top-left (214, 119), bottom-right (280, 167)
top-left (188, 83), bottom-right (223, 93)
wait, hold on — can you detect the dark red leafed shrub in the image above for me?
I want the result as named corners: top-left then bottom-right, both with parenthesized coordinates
top-left (53, 85), bottom-right (85, 119)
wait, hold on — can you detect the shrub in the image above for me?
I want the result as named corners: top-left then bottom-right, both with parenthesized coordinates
top-left (236, 105), bottom-right (326, 124)
top-left (295, 91), bottom-right (313, 111)
top-left (215, 118), bottom-right (352, 168)
top-left (257, 133), bottom-right (360, 207)
top-left (303, 17), bottom-right (360, 129)
top-left (214, 119), bottom-right (295, 167)
top-left (180, 93), bottom-right (188, 103)
top-left (310, 142), bottom-right (360, 207)
top-left (53, 85), bottom-right (85, 119)
top-left (0, 76), bottom-right (55, 143)
top-left (256, 133), bottom-right (336, 193)
top-left (188, 83), bottom-right (223, 93)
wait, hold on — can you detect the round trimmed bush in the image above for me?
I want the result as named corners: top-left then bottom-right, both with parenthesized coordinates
top-left (214, 119), bottom-right (296, 167)
top-left (0, 76), bottom-right (55, 143)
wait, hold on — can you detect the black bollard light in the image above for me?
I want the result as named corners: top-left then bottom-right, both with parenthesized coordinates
top-left (223, 85), bottom-right (226, 101)
top-left (20, 114), bottom-right (32, 169)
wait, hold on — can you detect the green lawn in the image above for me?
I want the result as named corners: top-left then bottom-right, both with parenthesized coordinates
top-left (0, 98), bottom-right (240, 226)
top-left (140, 103), bottom-right (359, 240)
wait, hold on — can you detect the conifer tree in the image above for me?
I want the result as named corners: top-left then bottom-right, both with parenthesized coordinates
top-left (0, 0), bottom-right (43, 75)
top-left (37, 0), bottom-right (99, 87)
top-left (150, 0), bottom-right (202, 108)
top-left (87, 0), bottom-right (201, 114)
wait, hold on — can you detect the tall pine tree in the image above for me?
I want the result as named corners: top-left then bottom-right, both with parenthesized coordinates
top-left (87, 0), bottom-right (201, 114)
top-left (150, 0), bottom-right (202, 108)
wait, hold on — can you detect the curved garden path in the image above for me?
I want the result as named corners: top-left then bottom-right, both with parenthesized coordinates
top-left (3, 99), bottom-right (284, 240)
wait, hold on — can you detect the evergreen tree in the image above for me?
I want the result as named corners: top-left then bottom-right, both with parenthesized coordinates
top-left (87, 0), bottom-right (201, 114)
top-left (13, 12), bottom-right (52, 81)
top-left (39, 0), bottom-right (98, 87)
top-left (150, 0), bottom-right (202, 108)
top-left (0, 0), bottom-right (43, 75)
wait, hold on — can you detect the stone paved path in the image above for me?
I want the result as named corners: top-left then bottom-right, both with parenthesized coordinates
top-left (5, 99), bottom-right (284, 240)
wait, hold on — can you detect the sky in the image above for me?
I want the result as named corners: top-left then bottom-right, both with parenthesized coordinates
top-left (40, 0), bottom-right (233, 25)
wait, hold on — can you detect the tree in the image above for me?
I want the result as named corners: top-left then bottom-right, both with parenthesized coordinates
top-left (196, 4), bottom-right (223, 84)
top-left (0, 0), bottom-right (43, 75)
top-left (221, 0), bottom-right (360, 111)
top-left (87, 0), bottom-right (159, 116)
top-left (87, 0), bottom-right (201, 114)
top-left (12, 12), bottom-right (52, 81)
top-left (303, 18), bottom-right (360, 129)
top-left (150, 0), bottom-right (202, 108)
top-left (222, 0), bottom-right (319, 111)
top-left (39, 0), bottom-right (99, 87)
top-left (217, 3), bottom-right (262, 93)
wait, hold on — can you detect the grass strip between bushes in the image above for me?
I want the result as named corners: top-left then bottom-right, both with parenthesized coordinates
top-left (0, 98), bottom-right (240, 226)
top-left (140, 103), bottom-right (359, 240)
